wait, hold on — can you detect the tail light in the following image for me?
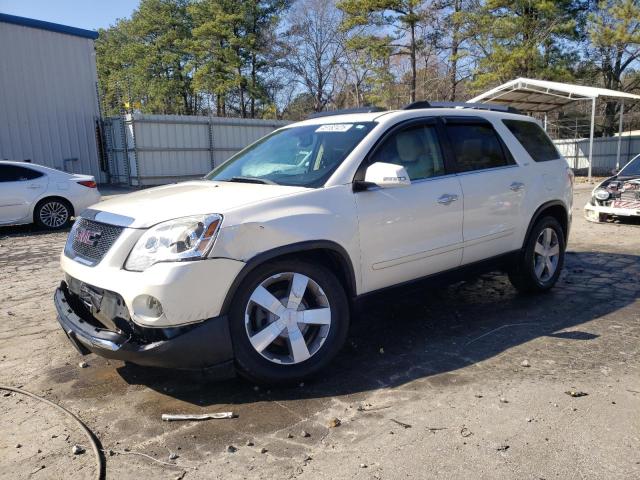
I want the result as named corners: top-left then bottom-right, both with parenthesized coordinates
top-left (77, 180), bottom-right (97, 188)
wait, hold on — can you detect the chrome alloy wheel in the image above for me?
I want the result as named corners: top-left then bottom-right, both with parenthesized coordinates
top-left (39, 201), bottom-right (69, 228)
top-left (244, 272), bottom-right (331, 365)
top-left (533, 227), bottom-right (560, 282)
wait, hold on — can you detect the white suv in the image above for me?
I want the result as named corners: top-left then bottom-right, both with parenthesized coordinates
top-left (54, 103), bottom-right (573, 384)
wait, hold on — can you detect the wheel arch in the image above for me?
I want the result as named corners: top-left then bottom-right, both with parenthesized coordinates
top-left (32, 195), bottom-right (75, 222)
top-left (523, 200), bottom-right (569, 248)
top-left (219, 240), bottom-right (357, 316)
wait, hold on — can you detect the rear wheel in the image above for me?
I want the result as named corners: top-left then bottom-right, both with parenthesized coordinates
top-left (508, 216), bottom-right (565, 293)
top-left (229, 259), bottom-right (349, 385)
top-left (34, 198), bottom-right (72, 230)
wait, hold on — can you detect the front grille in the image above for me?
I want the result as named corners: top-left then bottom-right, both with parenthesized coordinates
top-left (65, 218), bottom-right (124, 266)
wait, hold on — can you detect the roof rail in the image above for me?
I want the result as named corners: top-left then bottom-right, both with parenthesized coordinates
top-left (308, 106), bottom-right (386, 119)
top-left (403, 101), bottom-right (521, 114)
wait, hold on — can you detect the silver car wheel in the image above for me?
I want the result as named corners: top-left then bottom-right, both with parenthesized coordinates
top-left (39, 201), bottom-right (69, 228)
top-left (533, 227), bottom-right (560, 282)
top-left (245, 272), bottom-right (331, 365)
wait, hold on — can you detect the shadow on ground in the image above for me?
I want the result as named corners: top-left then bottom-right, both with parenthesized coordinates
top-left (114, 250), bottom-right (639, 406)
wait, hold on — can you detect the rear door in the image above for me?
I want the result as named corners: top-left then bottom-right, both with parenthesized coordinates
top-left (441, 117), bottom-right (526, 264)
top-left (354, 118), bottom-right (464, 292)
top-left (0, 165), bottom-right (48, 223)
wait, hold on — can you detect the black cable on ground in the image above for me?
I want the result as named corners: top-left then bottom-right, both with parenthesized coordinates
top-left (0, 385), bottom-right (105, 480)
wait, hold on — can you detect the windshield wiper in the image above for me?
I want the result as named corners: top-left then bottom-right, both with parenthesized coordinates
top-left (225, 176), bottom-right (277, 185)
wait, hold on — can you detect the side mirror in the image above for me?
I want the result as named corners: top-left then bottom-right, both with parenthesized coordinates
top-left (363, 162), bottom-right (411, 189)
top-left (611, 168), bottom-right (619, 175)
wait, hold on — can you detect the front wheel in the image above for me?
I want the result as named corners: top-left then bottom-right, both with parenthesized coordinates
top-left (229, 259), bottom-right (349, 385)
top-left (508, 216), bottom-right (565, 293)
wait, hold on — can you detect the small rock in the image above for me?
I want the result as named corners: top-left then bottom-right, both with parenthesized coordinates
top-left (521, 359), bottom-right (531, 367)
top-left (226, 445), bottom-right (237, 453)
top-left (37, 449), bottom-right (42, 454)
top-left (169, 452), bottom-right (179, 460)
top-left (260, 447), bottom-right (268, 454)
top-left (565, 390), bottom-right (588, 398)
top-left (286, 433), bottom-right (293, 438)
top-left (107, 450), bottom-right (115, 456)
top-left (474, 394), bottom-right (483, 398)
top-left (7, 311), bottom-right (15, 316)
top-left (78, 362), bottom-right (88, 368)
top-left (3, 392), bottom-right (11, 397)
top-left (303, 455), bottom-right (312, 462)
top-left (15, 443), bottom-right (22, 448)
top-left (327, 417), bottom-right (341, 428)
top-left (71, 445), bottom-right (85, 455)
top-left (301, 430), bottom-right (310, 438)
top-left (496, 444), bottom-right (510, 452)
top-left (359, 463), bottom-right (368, 468)
top-left (246, 440), bottom-right (254, 446)
top-left (500, 397), bottom-right (509, 403)
top-left (526, 417), bottom-right (532, 423)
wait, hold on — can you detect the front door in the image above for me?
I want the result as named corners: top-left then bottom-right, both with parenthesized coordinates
top-left (354, 120), bottom-right (464, 293)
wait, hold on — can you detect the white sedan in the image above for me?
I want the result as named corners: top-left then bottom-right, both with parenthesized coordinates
top-left (0, 161), bottom-right (101, 230)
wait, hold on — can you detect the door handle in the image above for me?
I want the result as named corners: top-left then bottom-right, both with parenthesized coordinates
top-left (437, 193), bottom-right (459, 205)
top-left (27, 184), bottom-right (42, 189)
top-left (510, 182), bottom-right (525, 192)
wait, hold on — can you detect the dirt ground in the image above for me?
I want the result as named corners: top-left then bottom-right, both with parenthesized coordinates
top-left (1, 185), bottom-right (639, 480)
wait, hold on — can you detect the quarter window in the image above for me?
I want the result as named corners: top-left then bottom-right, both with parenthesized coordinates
top-left (0, 165), bottom-right (44, 182)
top-left (502, 119), bottom-right (560, 162)
top-left (368, 124), bottom-right (446, 181)
top-left (445, 122), bottom-right (513, 173)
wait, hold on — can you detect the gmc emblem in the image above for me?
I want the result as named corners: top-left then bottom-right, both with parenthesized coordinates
top-left (76, 227), bottom-right (102, 247)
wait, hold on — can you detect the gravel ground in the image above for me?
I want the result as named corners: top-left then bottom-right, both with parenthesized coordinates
top-left (0, 185), bottom-right (638, 480)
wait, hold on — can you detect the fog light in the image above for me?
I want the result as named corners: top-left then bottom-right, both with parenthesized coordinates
top-left (133, 295), bottom-right (164, 320)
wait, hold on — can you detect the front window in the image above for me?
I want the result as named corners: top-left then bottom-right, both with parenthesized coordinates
top-left (619, 154), bottom-right (640, 177)
top-left (206, 122), bottom-right (376, 187)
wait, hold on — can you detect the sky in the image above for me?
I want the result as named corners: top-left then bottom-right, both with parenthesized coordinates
top-left (0, 0), bottom-right (139, 30)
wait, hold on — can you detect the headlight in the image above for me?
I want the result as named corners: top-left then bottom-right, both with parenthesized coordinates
top-left (594, 188), bottom-right (610, 201)
top-left (125, 214), bottom-right (222, 271)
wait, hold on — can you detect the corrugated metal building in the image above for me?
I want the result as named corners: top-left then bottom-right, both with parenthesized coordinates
top-left (0, 14), bottom-right (103, 181)
top-left (105, 114), bottom-right (290, 186)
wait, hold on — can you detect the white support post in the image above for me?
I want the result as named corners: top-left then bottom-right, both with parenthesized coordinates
top-left (616, 99), bottom-right (624, 171)
top-left (544, 114), bottom-right (548, 131)
top-left (588, 97), bottom-right (596, 182)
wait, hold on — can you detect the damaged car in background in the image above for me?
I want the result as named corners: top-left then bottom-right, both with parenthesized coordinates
top-left (585, 154), bottom-right (640, 223)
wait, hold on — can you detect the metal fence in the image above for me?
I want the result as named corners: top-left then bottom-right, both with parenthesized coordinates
top-left (553, 135), bottom-right (640, 176)
top-left (103, 114), bottom-right (289, 186)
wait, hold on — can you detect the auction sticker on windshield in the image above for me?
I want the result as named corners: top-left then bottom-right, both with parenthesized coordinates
top-left (316, 124), bottom-right (353, 133)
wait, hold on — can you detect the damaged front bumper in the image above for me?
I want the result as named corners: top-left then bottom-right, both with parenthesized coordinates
top-left (584, 201), bottom-right (640, 223)
top-left (54, 281), bottom-right (235, 377)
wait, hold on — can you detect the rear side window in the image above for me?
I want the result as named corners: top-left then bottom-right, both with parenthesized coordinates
top-left (503, 120), bottom-right (559, 162)
top-left (0, 165), bottom-right (44, 182)
top-left (444, 122), bottom-right (514, 173)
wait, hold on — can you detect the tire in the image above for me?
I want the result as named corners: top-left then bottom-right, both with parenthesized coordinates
top-left (508, 216), bottom-right (565, 293)
top-left (34, 198), bottom-right (73, 230)
top-left (229, 259), bottom-right (350, 385)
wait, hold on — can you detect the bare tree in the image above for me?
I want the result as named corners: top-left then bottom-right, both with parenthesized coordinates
top-left (282, 0), bottom-right (345, 112)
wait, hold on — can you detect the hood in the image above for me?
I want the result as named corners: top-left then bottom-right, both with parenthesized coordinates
top-left (90, 180), bottom-right (307, 228)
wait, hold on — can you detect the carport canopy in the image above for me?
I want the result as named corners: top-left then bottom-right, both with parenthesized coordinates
top-left (468, 77), bottom-right (640, 180)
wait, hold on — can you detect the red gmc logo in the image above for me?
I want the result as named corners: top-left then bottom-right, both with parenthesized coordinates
top-left (76, 228), bottom-right (102, 247)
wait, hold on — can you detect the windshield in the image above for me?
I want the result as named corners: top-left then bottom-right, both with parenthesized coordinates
top-left (619, 154), bottom-right (640, 177)
top-left (205, 122), bottom-right (376, 187)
